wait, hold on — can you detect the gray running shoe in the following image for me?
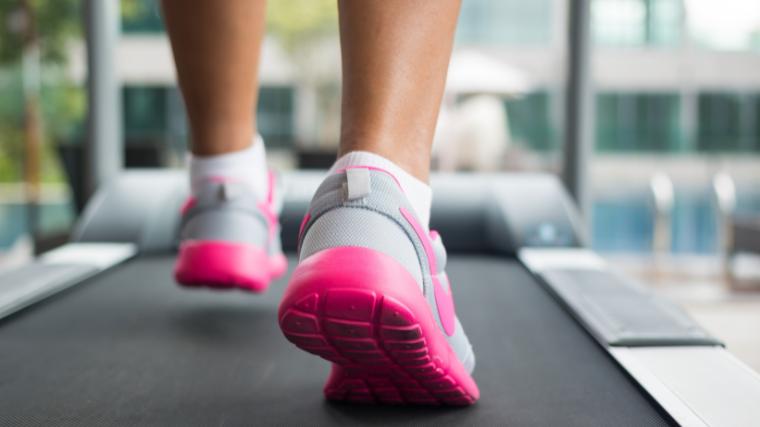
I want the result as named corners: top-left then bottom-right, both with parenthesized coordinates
top-left (278, 166), bottom-right (478, 405)
top-left (174, 172), bottom-right (287, 292)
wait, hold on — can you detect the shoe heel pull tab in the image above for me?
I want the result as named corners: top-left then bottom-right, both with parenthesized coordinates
top-left (220, 181), bottom-right (244, 201)
top-left (345, 168), bottom-right (371, 201)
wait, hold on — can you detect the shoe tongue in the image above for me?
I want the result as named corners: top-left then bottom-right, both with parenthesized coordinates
top-left (430, 231), bottom-right (447, 272)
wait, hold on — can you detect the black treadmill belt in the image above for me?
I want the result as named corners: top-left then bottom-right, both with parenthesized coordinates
top-left (0, 256), bottom-right (672, 426)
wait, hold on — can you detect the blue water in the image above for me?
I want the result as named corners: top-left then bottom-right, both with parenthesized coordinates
top-left (0, 202), bottom-right (76, 248)
top-left (1, 190), bottom-right (759, 254)
top-left (594, 189), bottom-right (760, 253)
top-left (592, 193), bottom-right (654, 252)
top-left (591, 191), bottom-right (722, 253)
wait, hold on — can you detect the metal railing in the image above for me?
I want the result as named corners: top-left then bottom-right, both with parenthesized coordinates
top-left (712, 173), bottom-right (737, 264)
top-left (649, 172), bottom-right (674, 256)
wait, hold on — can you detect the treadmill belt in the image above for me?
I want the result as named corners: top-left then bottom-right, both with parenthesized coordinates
top-left (0, 255), bottom-right (672, 426)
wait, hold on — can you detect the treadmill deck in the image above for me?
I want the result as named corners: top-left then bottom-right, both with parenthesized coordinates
top-left (0, 255), bottom-right (673, 426)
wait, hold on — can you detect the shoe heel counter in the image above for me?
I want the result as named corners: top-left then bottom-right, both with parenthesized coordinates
top-left (299, 207), bottom-right (423, 287)
top-left (182, 209), bottom-right (268, 247)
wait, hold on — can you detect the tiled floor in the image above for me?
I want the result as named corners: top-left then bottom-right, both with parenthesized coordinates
top-left (669, 288), bottom-right (760, 373)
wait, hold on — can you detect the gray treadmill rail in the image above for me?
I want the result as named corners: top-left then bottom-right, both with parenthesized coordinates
top-left (0, 243), bottom-right (136, 320)
top-left (0, 263), bottom-right (97, 319)
top-left (539, 269), bottom-right (719, 347)
top-left (519, 248), bottom-right (760, 426)
top-left (519, 248), bottom-right (720, 347)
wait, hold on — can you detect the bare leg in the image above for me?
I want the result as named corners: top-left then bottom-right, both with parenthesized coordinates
top-left (161, 0), bottom-right (266, 155)
top-left (166, 1), bottom-right (285, 291)
top-left (338, 0), bottom-right (461, 181)
top-left (280, 2), bottom-right (479, 406)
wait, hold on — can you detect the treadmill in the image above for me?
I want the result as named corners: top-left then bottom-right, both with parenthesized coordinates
top-left (2, 170), bottom-right (759, 426)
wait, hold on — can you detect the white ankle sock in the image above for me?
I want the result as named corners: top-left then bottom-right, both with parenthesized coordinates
top-left (189, 135), bottom-right (269, 199)
top-left (329, 151), bottom-right (433, 229)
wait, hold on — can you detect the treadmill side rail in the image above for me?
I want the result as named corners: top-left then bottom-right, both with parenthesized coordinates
top-left (0, 243), bottom-right (136, 320)
top-left (519, 248), bottom-right (721, 347)
top-left (519, 248), bottom-right (759, 427)
top-left (40, 242), bottom-right (137, 268)
top-left (612, 346), bottom-right (760, 427)
top-left (519, 248), bottom-right (606, 271)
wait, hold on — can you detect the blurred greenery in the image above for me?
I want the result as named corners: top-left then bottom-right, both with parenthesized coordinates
top-left (0, 72), bottom-right (85, 183)
top-left (266, 0), bottom-right (339, 146)
top-left (121, 0), bottom-right (162, 32)
top-left (0, 0), bottom-right (340, 182)
top-left (266, 0), bottom-right (338, 54)
top-left (0, 0), bottom-right (81, 64)
top-left (119, 0), bottom-right (339, 51)
top-left (0, 0), bottom-right (85, 183)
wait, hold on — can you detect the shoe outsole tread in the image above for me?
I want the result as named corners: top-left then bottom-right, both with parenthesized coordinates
top-left (280, 288), bottom-right (477, 406)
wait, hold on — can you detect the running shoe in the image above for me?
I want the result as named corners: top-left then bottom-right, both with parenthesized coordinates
top-left (174, 171), bottom-right (287, 292)
top-left (278, 166), bottom-right (479, 405)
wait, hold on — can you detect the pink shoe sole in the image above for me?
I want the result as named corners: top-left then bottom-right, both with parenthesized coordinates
top-left (278, 246), bottom-right (479, 406)
top-left (174, 240), bottom-right (287, 293)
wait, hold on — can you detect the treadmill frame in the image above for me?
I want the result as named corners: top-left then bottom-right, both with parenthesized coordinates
top-left (3, 171), bottom-right (760, 426)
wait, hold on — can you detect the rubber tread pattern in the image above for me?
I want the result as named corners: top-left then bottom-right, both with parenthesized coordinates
top-left (281, 289), bottom-right (476, 406)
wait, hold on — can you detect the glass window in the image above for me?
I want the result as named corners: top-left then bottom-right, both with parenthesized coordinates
top-left (457, 0), bottom-right (554, 46)
top-left (595, 93), bottom-right (681, 152)
top-left (121, 84), bottom-right (296, 150)
top-left (123, 85), bottom-right (168, 140)
top-left (648, 0), bottom-right (682, 46)
top-left (696, 93), bottom-right (743, 152)
top-left (686, 0), bottom-right (760, 51)
top-left (697, 93), bottom-right (760, 152)
top-left (592, 0), bottom-right (682, 47)
top-left (121, 0), bottom-right (164, 34)
top-left (504, 92), bottom-right (557, 152)
top-left (258, 86), bottom-right (295, 148)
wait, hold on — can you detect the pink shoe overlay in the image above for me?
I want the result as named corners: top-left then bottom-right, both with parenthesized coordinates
top-left (175, 240), bottom-right (287, 292)
top-left (399, 207), bottom-right (457, 337)
top-left (174, 171), bottom-right (287, 292)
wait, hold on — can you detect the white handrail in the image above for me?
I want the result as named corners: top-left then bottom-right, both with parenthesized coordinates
top-left (650, 172), bottom-right (674, 256)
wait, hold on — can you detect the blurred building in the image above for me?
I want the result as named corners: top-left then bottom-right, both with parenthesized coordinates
top-left (66, 0), bottom-right (760, 254)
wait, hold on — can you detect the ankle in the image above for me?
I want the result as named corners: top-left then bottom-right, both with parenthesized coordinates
top-left (189, 122), bottom-right (255, 156)
top-left (189, 135), bottom-right (269, 200)
top-left (339, 133), bottom-right (432, 182)
top-left (329, 151), bottom-right (433, 228)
